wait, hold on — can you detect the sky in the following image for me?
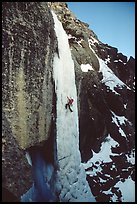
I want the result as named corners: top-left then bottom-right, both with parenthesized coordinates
top-left (67, 2), bottom-right (135, 59)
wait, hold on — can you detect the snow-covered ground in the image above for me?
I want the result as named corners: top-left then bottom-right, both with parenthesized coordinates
top-left (51, 11), bottom-right (95, 202)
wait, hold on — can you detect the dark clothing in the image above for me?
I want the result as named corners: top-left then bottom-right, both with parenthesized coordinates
top-left (65, 103), bottom-right (73, 112)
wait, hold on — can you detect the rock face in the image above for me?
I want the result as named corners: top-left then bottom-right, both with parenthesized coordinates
top-left (2, 110), bottom-right (32, 201)
top-left (2, 2), bottom-right (57, 201)
top-left (2, 2), bottom-right (57, 149)
top-left (2, 2), bottom-right (135, 202)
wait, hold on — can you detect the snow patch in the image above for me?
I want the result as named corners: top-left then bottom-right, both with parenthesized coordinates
top-left (68, 34), bottom-right (83, 47)
top-left (111, 111), bottom-right (132, 138)
top-left (111, 110), bottom-right (131, 126)
top-left (25, 151), bottom-right (32, 166)
top-left (88, 39), bottom-right (96, 51)
top-left (83, 134), bottom-right (119, 170)
top-left (126, 150), bottom-right (135, 165)
top-left (104, 55), bottom-right (111, 64)
top-left (124, 103), bottom-right (127, 109)
top-left (114, 59), bottom-right (126, 65)
top-left (68, 33), bottom-right (73, 39)
top-left (88, 36), bottom-right (99, 45)
top-left (81, 64), bottom-right (94, 72)
top-left (77, 39), bottom-right (83, 47)
top-left (118, 128), bottom-right (127, 138)
top-left (98, 58), bottom-right (131, 95)
top-left (114, 176), bottom-right (135, 202)
top-left (86, 46), bottom-right (131, 95)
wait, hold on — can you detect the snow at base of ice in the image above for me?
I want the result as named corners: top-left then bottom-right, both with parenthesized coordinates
top-left (51, 10), bottom-right (95, 202)
top-left (81, 64), bottom-right (94, 72)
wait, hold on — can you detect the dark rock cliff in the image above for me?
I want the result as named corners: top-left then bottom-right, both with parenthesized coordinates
top-left (2, 2), bottom-right (57, 201)
top-left (2, 111), bottom-right (32, 200)
top-left (2, 2), bottom-right (57, 149)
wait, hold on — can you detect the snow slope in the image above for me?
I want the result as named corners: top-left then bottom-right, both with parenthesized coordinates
top-left (51, 11), bottom-right (95, 202)
top-left (82, 39), bottom-right (135, 202)
top-left (98, 58), bottom-right (131, 95)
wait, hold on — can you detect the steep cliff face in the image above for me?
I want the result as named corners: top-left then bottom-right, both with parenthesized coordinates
top-left (2, 2), bottom-right (57, 149)
top-left (2, 2), bottom-right (135, 202)
top-left (2, 110), bottom-right (32, 201)
top-left (2, 2), bottom-right (57, 201)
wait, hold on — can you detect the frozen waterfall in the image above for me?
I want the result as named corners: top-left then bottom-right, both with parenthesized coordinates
top-left (51, 11), bottom-right (96, 202)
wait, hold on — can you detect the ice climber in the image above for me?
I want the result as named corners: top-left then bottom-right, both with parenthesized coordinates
top-left (65, 96), bottom-right (74, 112)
